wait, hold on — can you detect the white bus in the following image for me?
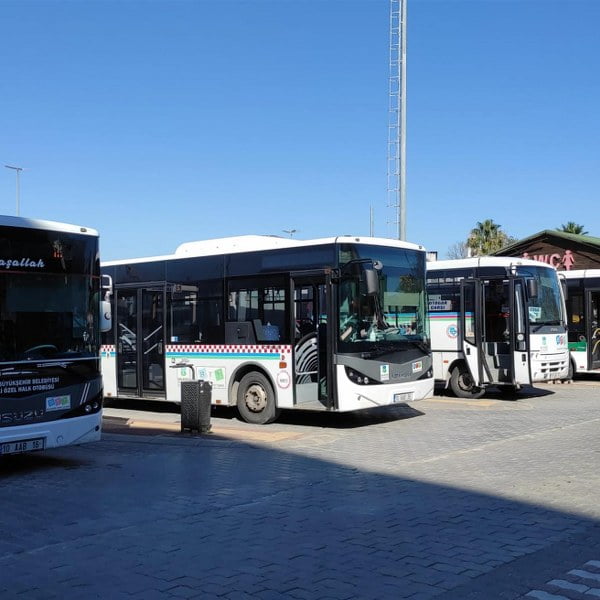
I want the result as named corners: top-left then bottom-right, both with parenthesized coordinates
top-left (562, 269), bottom-right (600, 374)
top-left (0, 216), bottom-right (110, 456)
top-left (426, 257), bottom-right (569, 398)
top-left (101, 235), bottom-right (433, 424)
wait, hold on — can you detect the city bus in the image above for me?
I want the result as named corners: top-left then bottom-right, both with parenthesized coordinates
top-left (0, 215), bottom-right (110, 456)
top-left (562, 269), bottom-right (600, 374)
top-left (100, 235), bottom-right (433, 424)
top-left (426, 257), bottom-right (569, 399)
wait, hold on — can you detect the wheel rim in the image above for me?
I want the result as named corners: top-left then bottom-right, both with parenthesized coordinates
top-left (243, 383), bottom-right (268, 413)
top-left (458, 371), bottom-right (475, 392)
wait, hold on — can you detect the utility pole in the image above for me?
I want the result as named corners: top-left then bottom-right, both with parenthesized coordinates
top-left (5, 165), bottom-right (24, 216)
top-left (387, 0), bottom-right (407, 240)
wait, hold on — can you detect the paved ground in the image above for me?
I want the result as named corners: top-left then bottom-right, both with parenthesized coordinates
top-left (1, 377), bottom-right (600, 599)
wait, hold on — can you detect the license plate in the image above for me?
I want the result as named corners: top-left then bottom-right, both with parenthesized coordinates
top-left (393, 392), bottom-right (414, 403)
top-left (1, 437), bottom-right (46, 456)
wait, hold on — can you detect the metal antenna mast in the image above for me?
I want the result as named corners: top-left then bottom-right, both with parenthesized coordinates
top-left (387, 0), bottom-right (407, 240)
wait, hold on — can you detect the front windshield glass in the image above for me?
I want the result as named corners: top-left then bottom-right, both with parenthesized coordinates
top-left (0, 272), bottom-right (99, 363)
top-left (337, 244), bottom-right (428, 352)
top-left (516, 265), bottom-right (565, 326)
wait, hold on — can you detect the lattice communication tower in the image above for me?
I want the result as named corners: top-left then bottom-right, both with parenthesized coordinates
top-left (386, 0), bottom-right (407, 240)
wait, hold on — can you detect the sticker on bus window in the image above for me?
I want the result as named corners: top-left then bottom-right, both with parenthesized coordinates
top-left (412, 361), bottom-right (423, 373)
top-left (380, 365), bottom-right (390, 381)
top-left (529, 306), bottom-right (542, 321)
top-left (428, 300), bottom-right (452, 311)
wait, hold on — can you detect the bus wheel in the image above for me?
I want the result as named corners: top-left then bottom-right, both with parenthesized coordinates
top-left (567, 360), bottom-right (575, 381)
top-left (237, 372), bottom-right (280, 425)
top-left (450, 365), bottom-right (484, 399)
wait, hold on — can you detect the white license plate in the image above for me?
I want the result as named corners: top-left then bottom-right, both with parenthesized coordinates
top-left (393, 392), bottom-right (414, 403)
top-left (1, 437), bottom-right (46, 456)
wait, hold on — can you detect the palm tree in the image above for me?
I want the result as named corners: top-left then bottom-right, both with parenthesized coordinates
top-left (557, 222), bottom-right (588, 235)
top-left (467, 219), bottom-right (511, 256)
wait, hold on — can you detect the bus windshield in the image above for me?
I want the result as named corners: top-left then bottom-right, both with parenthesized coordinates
top-left (0, 272), bottom-right (99, 363)
top-left (337, 244), bottom-right (428, 352)
top-left (516, 265), bottom-right (565, 327)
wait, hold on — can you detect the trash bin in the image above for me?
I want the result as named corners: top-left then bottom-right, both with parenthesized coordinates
top-left (181, 380), bottom-right (212, 434)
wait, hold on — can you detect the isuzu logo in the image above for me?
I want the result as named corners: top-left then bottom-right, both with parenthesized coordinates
top-left (0, 409), bottom-right (45, 424)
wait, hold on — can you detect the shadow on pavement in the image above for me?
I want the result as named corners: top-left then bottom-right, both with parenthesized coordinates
top-left (104, 397), bottom-right (426, 431)
top-left (433, 383), bottom-right (556, 401)
top-left (2, 406), bottom-right (600, 600)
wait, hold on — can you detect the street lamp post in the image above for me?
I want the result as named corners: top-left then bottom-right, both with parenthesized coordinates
top-left (5, 165), bottom-right (24, 216)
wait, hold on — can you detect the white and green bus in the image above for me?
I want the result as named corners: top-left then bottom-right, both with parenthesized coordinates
top-left (101, 235), bottom-right (433, 424)
top-left (562, 269), bottom-right (600, 375)
top-left (427, 257), bottom-right (569, 398)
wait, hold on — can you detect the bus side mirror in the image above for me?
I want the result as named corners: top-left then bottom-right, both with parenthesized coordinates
top-left (102, 274), bottom-right (113, 301)
top-left (363, 269), bottom-right (379, 296)
top-left (100, 300), bottom-right (112, 333)
top-left (527, 279), bottom-right (538, 299)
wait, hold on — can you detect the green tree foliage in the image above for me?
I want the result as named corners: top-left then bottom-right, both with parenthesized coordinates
top-left (467, 219), bottom-right (512, 256)
top-left (557, 222), bottom-right (588, 235)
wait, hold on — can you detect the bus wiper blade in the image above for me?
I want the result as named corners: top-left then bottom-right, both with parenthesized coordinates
top-left (413, 341), bottom-right (431, 355)
top-left (361, 350), bottom-right (389, 359)
top-left (1, 367), bottom-right (37, 375)
top-left (530, 320), bottom-right (562, 330)
top-left (36, 361), bottom-right (76, 371)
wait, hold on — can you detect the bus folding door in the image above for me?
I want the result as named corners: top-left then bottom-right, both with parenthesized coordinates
top-left (291, 272), bottom-right (332, 411)
top-left (459, 279), bottom-right (489, 388)
top-left (589, 289), bottom-right (600, 371)
top-left (116, 287), bottom-right (166, 399)
top-left (508, 278), bottom-right (531, 387)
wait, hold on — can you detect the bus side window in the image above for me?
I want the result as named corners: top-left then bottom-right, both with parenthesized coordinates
top-left (567, 293), bottom-right (584, 342)
top-left (294, 286), bottom-right (316, 340)
top-left (227, 278), bottom-right (288, 344)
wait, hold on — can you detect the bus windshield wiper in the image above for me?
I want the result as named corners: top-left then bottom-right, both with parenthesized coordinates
top-left (530, 319), bottom-right (562, 330)
top-left (360, 339), bottom-right (429, 359)
top-left (35, 360), bottom-right (80, 373)
top-left (413, 340), bottom-right (430, 355)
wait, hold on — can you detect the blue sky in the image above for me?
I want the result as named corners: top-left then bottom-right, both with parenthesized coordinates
top-left (2, 0), bottom-right (599, 260)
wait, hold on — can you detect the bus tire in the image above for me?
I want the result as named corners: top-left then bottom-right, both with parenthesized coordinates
top-left (449, 364), bottom-right (485, 399)
top-left (567, 359), bottom-right (575, 381)
top-left (236, 372), bottom-right (280, 425)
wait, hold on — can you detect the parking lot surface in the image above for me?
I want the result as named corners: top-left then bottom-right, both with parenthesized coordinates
top-left (2, 379), bottom-right (600, 599)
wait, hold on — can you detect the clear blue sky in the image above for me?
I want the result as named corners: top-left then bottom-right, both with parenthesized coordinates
top-left (2, 0), bottom-right (599, 260)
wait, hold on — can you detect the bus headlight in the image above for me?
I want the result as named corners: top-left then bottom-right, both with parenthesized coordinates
top-left (345, 367), bottom-right (380, 385)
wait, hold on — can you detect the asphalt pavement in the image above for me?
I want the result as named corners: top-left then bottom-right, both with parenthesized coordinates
top-left (2, 378), bottom-right (600, 599)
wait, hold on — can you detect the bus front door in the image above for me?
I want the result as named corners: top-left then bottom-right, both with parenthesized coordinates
top-left (509, 279), bottom-right (531, 387)
top-left (589, 289), bottom-right (600, 371)
top-left (291, 273), bottom-right (332, 410)
top-left (116, 287), bottom-right (166, 399)
top-left (459, 279), bottom-right (489, 391)
top-left (479, 277), bottom-right (530, 390)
